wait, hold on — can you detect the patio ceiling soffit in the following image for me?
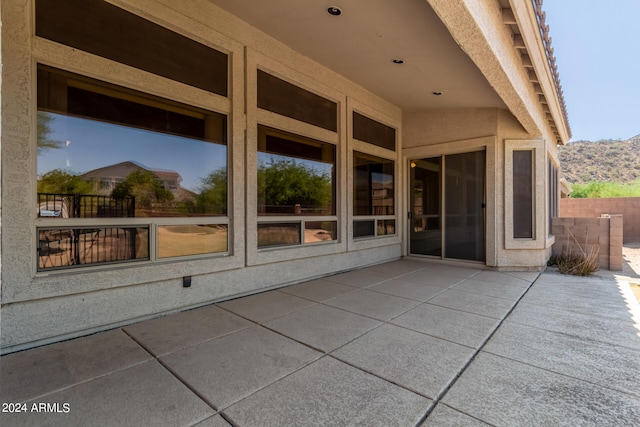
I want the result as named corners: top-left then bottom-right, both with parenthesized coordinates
top-left (427, 0), bottom-right (570, 145)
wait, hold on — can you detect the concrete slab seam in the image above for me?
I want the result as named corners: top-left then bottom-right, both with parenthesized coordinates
top-left (415, 271), bottom-right (541, 426)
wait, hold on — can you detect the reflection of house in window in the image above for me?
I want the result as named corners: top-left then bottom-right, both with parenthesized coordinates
top-left (81, 160), bottom-right (195, 201)
top-left (370, 182), bottom-right (394, 215)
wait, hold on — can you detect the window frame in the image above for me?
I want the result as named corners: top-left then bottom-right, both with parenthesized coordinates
top-left (34, 62), bottom-right (233, 273)
top-left (347, 102), bottom-right (401, 251)
top-left (512, 149), bottom-right (534, 239)
top-left (256, 125), bottom-right (338, 250)
top-left (0, 0), bottom-right (248, 299)
top-left (245, 53), bottom-right (347, 267)
top-left (352, 150), bottom-right (396, 240)
top-left (504, 139), bottom-right (547, 249)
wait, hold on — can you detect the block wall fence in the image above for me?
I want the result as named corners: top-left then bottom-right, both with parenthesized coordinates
top-left (551, 215), bottom-right (623, 271)
top-left (560, 197), bottom-right (640, 243)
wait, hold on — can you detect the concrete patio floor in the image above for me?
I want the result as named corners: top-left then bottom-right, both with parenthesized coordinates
top-left (2, 259), bottom-right (640, 426)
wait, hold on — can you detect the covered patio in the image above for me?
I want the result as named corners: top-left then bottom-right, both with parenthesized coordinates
top-left (2, 260), bottom-right (639, 426)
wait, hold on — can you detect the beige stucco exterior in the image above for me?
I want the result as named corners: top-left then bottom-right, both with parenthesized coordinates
top-left (0, 0), bottom-right (570, 353)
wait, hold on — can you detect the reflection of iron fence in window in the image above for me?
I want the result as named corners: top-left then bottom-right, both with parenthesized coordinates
top-left (38, 226), bottom-right (149, 271)
top-left (37, 193), bottom-right (141, 270)
top-left (37, 193), bottom-right (135, 218)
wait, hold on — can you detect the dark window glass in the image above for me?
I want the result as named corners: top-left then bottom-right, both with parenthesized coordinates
top-left (444, 151), bottom-right (485, 261)
top-left (548, 159), bottom-right (558, 236)
top-left (410, 153), bottom-right (485, 260)
top-left (258, 127), bottom-right (336, 216)
top-left (410, 157), bottom-right (442, 256)
top-left (353, 152), bottom-right (394, 216)
top-left (353, 112), bottom-right (396, 151)
top-left (37, 65), bottom-right (227, 218)
top-left (36, 0), bottom-right (228, 96)
top-left (257, 223), bottom-right (301, 248)
top-left (257, 70), bottom-right (337, 132)
top-left (513, 150), bottom-right (534, 238)
top-left (353, 220), bottom-right (375, 238)
top-left (38, 226), bottom-right (149, 271)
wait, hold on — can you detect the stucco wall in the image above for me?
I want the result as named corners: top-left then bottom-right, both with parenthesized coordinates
top-left (1, 0), bottom-right (568, 352)
top-left (560, 197), bottom-right (640, 243)
top-left (493, 110), bottom-right (558, 270)
top-left (0, 0), bottom-right (405, 353)
top-left (403, 109), bottom-right (499, 148)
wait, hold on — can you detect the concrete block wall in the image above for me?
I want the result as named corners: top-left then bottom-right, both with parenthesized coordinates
top-left (551, 215), bottom-right (623, 271)
top-left (560, 197), bottom-right (640, 243)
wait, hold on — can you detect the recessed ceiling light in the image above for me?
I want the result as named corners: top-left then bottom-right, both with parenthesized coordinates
top-left (392, 59), bottom-right (404, 64)
top-left (432, 91), bottom-right (443, 96)
top-left (327, 6), bottom-right (342, 16)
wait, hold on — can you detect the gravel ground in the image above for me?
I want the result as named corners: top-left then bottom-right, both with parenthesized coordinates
top-left (587, 243), bottom-right (640, 304)
top-left (621, 243), bottom-right (640, 274)
top-left (620, 243), bottom-right (640, 302)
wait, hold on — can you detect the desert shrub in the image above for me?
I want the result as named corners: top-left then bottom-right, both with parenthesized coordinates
top-left (548, 231), bottom-right (599, 276)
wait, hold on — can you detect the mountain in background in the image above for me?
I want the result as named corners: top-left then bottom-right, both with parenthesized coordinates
top-left (559, 135), bottom-right (640, 184)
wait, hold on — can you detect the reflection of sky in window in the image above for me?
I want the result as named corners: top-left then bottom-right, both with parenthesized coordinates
top-left (258, 152), bottom-right (334, 176)
top-left (38, 113), bottom-right (227, 191)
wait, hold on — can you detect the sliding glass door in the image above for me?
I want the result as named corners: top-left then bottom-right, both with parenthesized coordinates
top-left (409, 151), bottom-right (485, 262)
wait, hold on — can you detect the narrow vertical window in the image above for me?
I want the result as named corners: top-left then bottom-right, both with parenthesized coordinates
top-left (513, 150), bottom-right (534, 238)
top-left (548, 158), bottom-right (558, 236)
top-left (353, 152), bottom-right (395, 238)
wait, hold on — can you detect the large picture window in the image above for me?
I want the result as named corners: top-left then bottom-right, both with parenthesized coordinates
top-left (353, 152), bottom-right (395, 238)
top-left (36, 65), bottom-right (228, 270)
top-left (257, 126), bottom-right (337, 248)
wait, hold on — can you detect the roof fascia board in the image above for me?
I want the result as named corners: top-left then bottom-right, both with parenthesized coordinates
top-left (510, 0), bottom-right (570, 143)
top-left (426, 0), bottom-right (544, 137)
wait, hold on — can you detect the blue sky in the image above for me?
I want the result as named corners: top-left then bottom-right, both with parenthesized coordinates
top-left (39, 113), bottom-right (227, 191)
top-left (544, 0), bottom-right (640, 142)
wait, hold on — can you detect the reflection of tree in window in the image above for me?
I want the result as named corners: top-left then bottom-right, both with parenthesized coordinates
top-left (36, 65), bottom-right (229, 267)
top-left (258, 157), bottom-right (332, 215)
top-left (257, 127), bottom-right (335, 216)
top-left (194, 168), bottom-right (227, 215)
top-left (37, 112), bottom-right (64, 153)
top-left (112, 169), bottom-right (174, 213)
top-left (38, 169), bottom-right (93, 195)
top-left (37, 65), bottom-right (228, 219)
